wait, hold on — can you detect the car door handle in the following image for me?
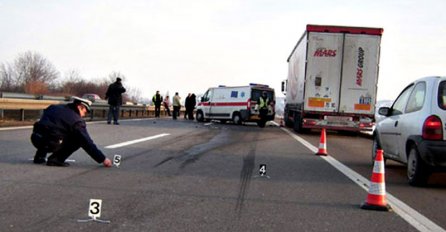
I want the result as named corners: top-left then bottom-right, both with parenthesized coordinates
top-left (394, 121), bottom-right (398, 127)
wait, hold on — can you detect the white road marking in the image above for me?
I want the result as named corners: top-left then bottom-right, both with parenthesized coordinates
top-left (28, 158), bottom-right (75, 162)
top-left (0, 126), bottom-right (33, 131)
top-left (105, 133), bottom-right (170, 149)
top-left (275, 123), bottom-right (445, 232)
top-left (0, 118), bottom-right (158, 131)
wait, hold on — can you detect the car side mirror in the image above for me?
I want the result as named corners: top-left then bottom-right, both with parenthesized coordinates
top-left (378, 107), bottom-right (390, 116)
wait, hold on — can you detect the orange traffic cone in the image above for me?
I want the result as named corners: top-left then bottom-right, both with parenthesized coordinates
top-left (360, 149), bottom-right (390, 211)
top-left (315, 128), bottom-right (328, 156)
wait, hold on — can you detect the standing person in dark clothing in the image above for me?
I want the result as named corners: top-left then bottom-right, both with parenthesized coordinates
top-left (30, 97), bottom-right (112, 167)
top-left (188, 93), bottom-right (196, 120)
top-left (184, 93), bottom-right (191, 119)
top-left (152, 91), bottom-right (163, 118)
top-left (105, 77), bottom-right (126, 125)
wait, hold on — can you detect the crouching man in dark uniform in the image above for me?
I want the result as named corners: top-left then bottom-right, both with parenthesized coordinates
top-left (30, 97), bottom-right (112, 167)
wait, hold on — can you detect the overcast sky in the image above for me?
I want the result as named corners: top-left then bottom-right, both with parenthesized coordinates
top-left (1, 0), bottom-right (445, 101)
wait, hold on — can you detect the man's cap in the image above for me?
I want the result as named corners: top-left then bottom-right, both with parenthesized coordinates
top-left (116, 77), bottom-right (122, 82)
top-left (72, 96), bottom-right (92, 112)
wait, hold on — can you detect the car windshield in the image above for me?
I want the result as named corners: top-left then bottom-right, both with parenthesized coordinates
top-left (439, 81), bottom-right (446, 110)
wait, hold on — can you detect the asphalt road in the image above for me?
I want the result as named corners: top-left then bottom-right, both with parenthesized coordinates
top-left (0, 118), bottom-right (444, 231)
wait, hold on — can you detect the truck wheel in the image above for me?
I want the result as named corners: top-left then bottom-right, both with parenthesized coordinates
top-left (196, 111), bottom-right (204, 122)
top-left (257, 120), bottom-right (266, 128)
top-left (293, 113), bottom-right (304, 133)
top-left (232, 113), bottom-right (242, 125)
top-left (407, 144), bottom-right (430, 186)
top-left (284, 111), bottom-right (292, 127)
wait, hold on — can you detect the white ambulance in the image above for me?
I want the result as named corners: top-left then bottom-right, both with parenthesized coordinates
top-left (196, 84), bottom-right (275, 127)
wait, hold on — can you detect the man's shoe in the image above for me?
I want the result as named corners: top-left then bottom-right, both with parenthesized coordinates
top-left (107, 121), bottom-right (111, 124)
top-left (113, 122), bottom-right (120, 125)
top-left (46, 159), bottom-right (70, 167)
top-left (33, 157), bottom-right (46, 164)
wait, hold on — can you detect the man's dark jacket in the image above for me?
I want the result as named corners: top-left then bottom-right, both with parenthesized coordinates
top-left (105, 81), bottom-right (126, 106)
top-left (32, 104), bottom-right (106, 163)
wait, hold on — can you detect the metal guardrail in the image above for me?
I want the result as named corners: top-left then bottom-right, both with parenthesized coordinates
top-left (0, 92), bottom-right (185, 122)
top-left (0, 92), bottom-right (69, 101)
top-left (0, 98), bottom-right (172, 122)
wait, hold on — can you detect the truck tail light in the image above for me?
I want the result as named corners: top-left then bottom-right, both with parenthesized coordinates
top-left (422, 115), bottom-right (443, 140)
top-left (247, 98), bottom-right (251, 110)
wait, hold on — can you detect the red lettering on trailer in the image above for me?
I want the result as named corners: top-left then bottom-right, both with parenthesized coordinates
top-left (314, 49), bottom-right (337, 57)
top-left (356, 68), bottom-right (363, 86)
top-left (356, 47), bottom-right (365, 86)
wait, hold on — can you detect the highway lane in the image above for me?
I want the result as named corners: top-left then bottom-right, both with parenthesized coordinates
top-left (0, 118), bottom-right (439, 231)
top-left (296, 129), bottom-right (446, 230)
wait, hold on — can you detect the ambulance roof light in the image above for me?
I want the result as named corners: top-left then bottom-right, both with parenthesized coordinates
top-left (249, 83), bottom-right (269, 87)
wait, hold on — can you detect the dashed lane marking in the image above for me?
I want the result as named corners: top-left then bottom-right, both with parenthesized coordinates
top-left (105, 133), bottom-right (170, 149)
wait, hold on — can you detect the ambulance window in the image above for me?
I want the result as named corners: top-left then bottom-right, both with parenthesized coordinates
top-left (202, 90), bottom-right (210, 102)
top-left (231, 91), bottom-right (238, 98)
top-left (252, 90), bottom-right (261, 101)
top-left (252, 89), bottom-right (274, 101)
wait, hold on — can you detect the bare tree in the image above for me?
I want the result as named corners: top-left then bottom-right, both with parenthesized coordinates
top-left (126, 86), bottom-right (142, 103)
top-left (14, 51), bottom-right (59, 93)
top-left (0, 63), bottom-right (16, 91)
top-left (108, 71), bottom-right (126, 83)
top-left (2, 52), bottom-right (144, 102)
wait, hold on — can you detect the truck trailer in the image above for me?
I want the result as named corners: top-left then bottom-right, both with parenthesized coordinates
top-left (282, 24), bottom-right (383, 132)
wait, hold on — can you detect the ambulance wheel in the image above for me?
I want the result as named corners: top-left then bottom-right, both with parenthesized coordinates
top-left (232, 113), bottom-right (242, 125)
top-left (196, 111), bottom-right (204, 122)
top-left (257, 120), bottom-right (266, 128)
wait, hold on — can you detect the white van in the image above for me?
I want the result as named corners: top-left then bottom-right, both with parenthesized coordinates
top-left (196, 84), bottom-right (275, 127)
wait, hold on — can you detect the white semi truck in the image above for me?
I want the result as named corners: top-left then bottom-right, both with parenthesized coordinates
top-left (282, 24), bottom-right (383, 133)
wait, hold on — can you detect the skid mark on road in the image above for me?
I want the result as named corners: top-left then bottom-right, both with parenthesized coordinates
top-left (235, 144), bottom-right (256, 217)
top-left (154, 129), bottom-right (232, 169)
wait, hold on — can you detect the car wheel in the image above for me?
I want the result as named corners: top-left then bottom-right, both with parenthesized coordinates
top-left (232, 113), bottom-right (242, 125)
top-left (196, 111), bottom-right (204, 122)
top-left (407, 144), bottom-right (430, 186)
top-left (372, 135), bottom-right (386, 165)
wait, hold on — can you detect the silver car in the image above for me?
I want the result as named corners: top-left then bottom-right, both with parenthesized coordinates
top-left (373, 76), bottom-right (446, 186)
